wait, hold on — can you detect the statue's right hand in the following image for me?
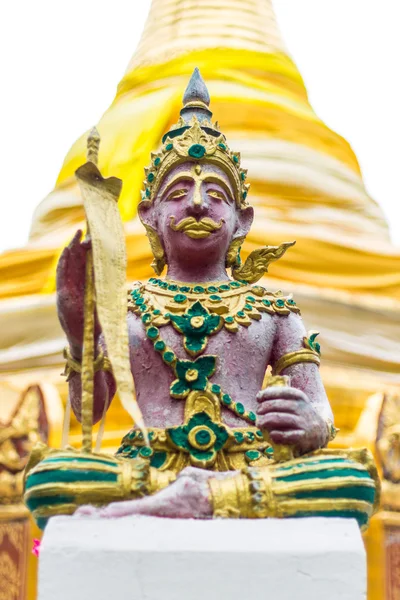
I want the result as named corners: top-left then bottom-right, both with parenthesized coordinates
top-left (56, 229), bottom-right (101, 356)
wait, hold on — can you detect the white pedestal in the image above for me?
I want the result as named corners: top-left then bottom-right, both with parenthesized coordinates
top-left (38, 516), bottom-right (366, 600)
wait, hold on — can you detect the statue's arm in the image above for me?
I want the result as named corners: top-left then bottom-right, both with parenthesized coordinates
top-left (256, 312), bottom-right (333, 454)
top-left (57, 230), bottom-right (116, 424)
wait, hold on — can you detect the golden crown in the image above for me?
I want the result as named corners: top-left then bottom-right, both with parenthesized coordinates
top-left (141, 68), bottom-right (250, 208)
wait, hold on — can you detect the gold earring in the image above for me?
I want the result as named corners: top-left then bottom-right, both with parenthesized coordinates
top-left (142, 223), bottom-right (166, 275)
top-left (226, 236), bottom-right (246, 269)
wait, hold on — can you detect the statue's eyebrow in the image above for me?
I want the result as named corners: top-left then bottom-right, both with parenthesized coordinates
top-left (160, 173), bottom-right (194, 198)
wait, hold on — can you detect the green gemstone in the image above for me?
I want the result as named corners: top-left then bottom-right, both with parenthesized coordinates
top-left (146, 326), bottom-right (159, 340)
top-left (168, 284), bottom-right (178, 291)
top-left (207, 286), bottom-right (218, 293)
top-left (135, 297), bottom-right (144, 305)
top-left (276, 299), bottom-right (285, 307)
top-left (139, 305), bottom-right (147, 312)
top-left (149, 278), bottom-right (157, 284)
top-left (142, 313), bottom-right (152, 324)
top-left (225, 316), bottom-right (234, 324)
top-left (287, 299), bottom-right (296, 305)
top-left (265, 447), bottom-right (274, 456)
top-left (145, 188), bottom-right (151, 198)
top-left (139, 446), bottom-right (153, 458)
top-left (246, 432), bottom-right (255, 442)
top-left (147, 172), bottom-right (155, 183)
top-left (230, 281), bottom-right (241, 288)
top-left (194, 429), bottom-right (212, 446)
top-left (256, 430), bottom-right (264, 439)
top-left (234, 432), bottom-right (244, 443)
top-left (248, 411), bottom-right (257, 423)
top-left (165, 143), bottom-right (173, 151)
top-left (245, 450), bottom-right (261, 462)
top-left (188, 144), bottom-right (206, 159)
top-left (128, 430), bottom-right (136, 440)
top-left (218, 284), bottom-right (230, 292)
top-left (154, 340), bottom-right (166, 352)
top-left (174, 293), bottom-right (187, 303)
top-left (159, 281), bottom-right (168, 289)
top-left (180, 286), bottom-right (191, 292)
top-left (244, 304), bottom-right (252, 311)
top-left (209, 294), bottom-right (221, 302)
top-left (154, 157), bottom-right (161, 166)
top-left (153, 309), bottom-right (161, 315)
top-left (236, 311), bottom-right (245, 318)
top-left (218, 143), bottom-right (227, 150)
top-left (262, 299), bottom-right (271, 306)
top-left (246, 296), bottom-right (256, 303)
top-left (222, 394), bottom-right (232, 406)
top-left (193, 286), bottom-right (205, 293)
top-left (163, 351), bottom-right (175, 363)
top-left (235, 402), bottom-right (245, 415)
top-left (137, 432), bottom-right (144, 441)
top-left (122, 446), bottom-right (131, 453)
top-left (242, 191), bottom-right (247, 200)
top-left (211, 384), bottom-right (221, 395)
top-left (233, 155), bottom-right (239, 163)
top-left (241, 172), bottom-right (246, 181)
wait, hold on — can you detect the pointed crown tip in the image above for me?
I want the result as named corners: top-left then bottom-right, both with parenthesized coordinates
top-left (183, 68), bottom-right (210, 107)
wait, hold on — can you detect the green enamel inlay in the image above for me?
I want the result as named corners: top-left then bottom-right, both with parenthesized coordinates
top-left (180, 286), bottom-right (191, 292)
top-left (153, 309), bottom-right (161, 315)
top-left (145, 188), bottom-right (151, 198)
top-left (256, 430), bottom-right (264, 439)
top-left (234, 432), bottom-right (244, 443)
top-left (169, 301), bottom-right (221, 357)
top-left (146, 326), bottom-right (159, 340)
top-left (233, 155), bottom-right (239, 163)
top-left (211, 384), bottom-right (221, 395)
top-left (171, 355), bottom-right (216, 398)
top-left (168, 284), bottom-right (178, 291)
top-left (230, 281), bottom-right (241, 288)
top-left (246, 296), bottom-right (256, 303)
top-left (150, 451), bottom-right (167, 469)
top-left (135, 297), bottom-right (144, 306)
top-left (142, 313), bottom-right (152, 324)
top-left (218, 284), bottom-right (230, 292)
top-left (242, 191), bottom-right (247, 200)
top-left (193, 285), bottom-right (205, 293)
top-left (244, 304), bottom-right (253, 311)
top-left (139, 446), bottom-right (153, 458)
top-left (245, 450), bottom-right (261, 461)
top-left (277, 468), bottom-right (371, 484)
top-left (165, 143), bottom-right (173, 151)
top-left (209, 294), bottom-right (222, 302)
top-left (163, 351), bottom-right (175, 363)
top-left (25, 469), bottom-right (117, 490)
top-left (174, 293), bottom-right (187, 303)
top-left (248, 411), bottom-right (256, 423)
top-left (147, 172), bottom-right (155, 183)
top-left (246, 432), bottom-right (255, 442)
top-left (222, 394), bottom-right (232, 406)
top-left (241, 172), bottom-right (246, 181)
top-left (276, 299), bottom-right (285, 307)
top-left (236, 311), bottom-right (245, 318)
top-left (154, 157), bottom-right (161, 166)
top-left (188, 144), bottom-right (206, 159)
top-left (26, 494), bottom-right (75, 513)
top-left (207, 286), bottom-right (219, 293)
top-left (225, 316), bottom-right (234, 324)
top-left (293, 486), bottom-right (375, 504)
top-left (235, 402), bottom-right (245, 415)
top-left (262, 299), bottom-right (271, 306)
top-left (195, 429), bottom-right (212, 446)
top-left (154, 340), bottom-right (166, 352)
top-left (218, 143), bottom-right (226, 150)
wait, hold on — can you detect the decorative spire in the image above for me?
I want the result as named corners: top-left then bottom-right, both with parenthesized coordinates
top-left (180, 68), bottom-right (213, 125)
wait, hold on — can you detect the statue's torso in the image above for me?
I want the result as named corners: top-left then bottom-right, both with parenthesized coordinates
top-left (128, 309), bottom-right (275, 428)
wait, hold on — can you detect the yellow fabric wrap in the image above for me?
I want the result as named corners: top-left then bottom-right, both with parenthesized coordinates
top-left (75, 161), bottom-right (147, 440)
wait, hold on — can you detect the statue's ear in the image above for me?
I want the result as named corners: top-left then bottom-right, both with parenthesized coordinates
top-left (138, 199), bottom-right (157, 229)
top-left (235, 205), bottom-right (254, 238)
top-left (226, 206), bottom-right (254, 269)
top-left (138, 200), bottom-right (166, 276)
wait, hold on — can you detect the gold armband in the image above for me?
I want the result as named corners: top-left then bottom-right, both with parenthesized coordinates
top-left (208, 475), bottom-right (250, 518)
top-left (62, 346), bottom-right (112, 381)
top-left (272, 331), bottom-right (321, 376)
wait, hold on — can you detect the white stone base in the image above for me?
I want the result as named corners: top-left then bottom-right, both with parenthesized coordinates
top-left (38, 516), bottom-right (366, 600)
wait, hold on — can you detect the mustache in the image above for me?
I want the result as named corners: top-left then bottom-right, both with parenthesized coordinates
top-left (169, 216), bottom-right (224, 239)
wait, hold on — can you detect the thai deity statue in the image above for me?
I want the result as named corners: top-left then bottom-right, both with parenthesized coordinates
top-left (24, 70), bottom-right (379, 529)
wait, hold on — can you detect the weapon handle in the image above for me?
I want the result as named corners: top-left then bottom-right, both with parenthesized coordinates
top-left (81, 236), bottom-right (95, 452)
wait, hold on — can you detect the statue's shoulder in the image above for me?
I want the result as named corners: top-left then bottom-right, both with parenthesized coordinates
top-left (250, 285), bottom-right (301, 316)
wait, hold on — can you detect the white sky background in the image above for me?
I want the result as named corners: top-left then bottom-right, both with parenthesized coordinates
top-left (0, 0), bottom-right (399, 253)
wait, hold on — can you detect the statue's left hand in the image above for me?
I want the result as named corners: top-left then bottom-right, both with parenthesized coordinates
top-left (256, 386), bottom-right (328, 454)
top-left (74, 468), bottom-right (232, 519)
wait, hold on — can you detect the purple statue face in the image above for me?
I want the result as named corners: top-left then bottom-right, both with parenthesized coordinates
top-left (139, 161), bottom-right (254, 274)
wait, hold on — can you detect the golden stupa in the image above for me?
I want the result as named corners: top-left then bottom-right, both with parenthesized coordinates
top-left (1, 1), bottom-right (399, 598)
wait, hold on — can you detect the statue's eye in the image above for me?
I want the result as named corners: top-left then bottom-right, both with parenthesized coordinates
top-left (207, 189), bottom-right (226, 202)
top-left (167, 188), bottom-right (188, 201)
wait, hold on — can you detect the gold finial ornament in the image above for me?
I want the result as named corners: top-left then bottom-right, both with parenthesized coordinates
top-left (231, 241), bottom-right (296, 284)
top-left (87, 127), bottom-right (100, 165)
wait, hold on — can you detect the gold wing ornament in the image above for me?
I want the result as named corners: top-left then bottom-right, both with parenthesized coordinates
top-left (231, 241), bottom-right (296, 284)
